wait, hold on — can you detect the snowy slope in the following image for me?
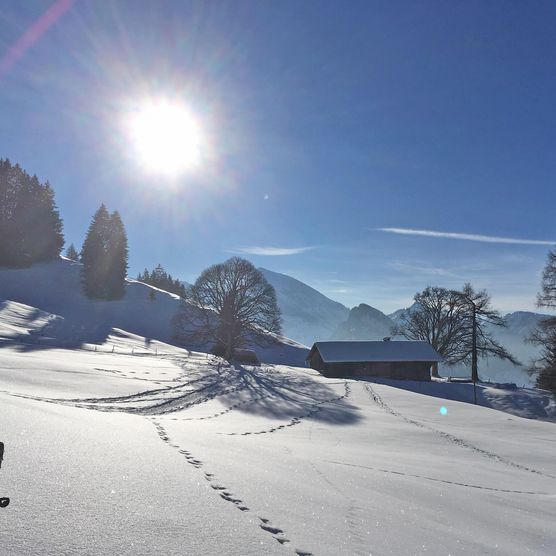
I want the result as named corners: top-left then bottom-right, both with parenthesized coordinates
top-left (0, 259), bottom-right (308, 365)
top-left (260, 268), bottom-right (348, 346)
top-left (0, 337), bottom-right (554, 555)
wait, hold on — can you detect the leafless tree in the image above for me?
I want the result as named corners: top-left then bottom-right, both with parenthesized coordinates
top-left (394, 286), bottom-right (469, 367)
top-left (453, 284), bottom-right (519, 382)
top-left (537, 249), bottom-right (556, 309)
top-left (396, 284), bottom-right (518, 381)
top-left (529, 248), bottom-right (556, 393)
top-left (172, 257), bottom-right (281, 360)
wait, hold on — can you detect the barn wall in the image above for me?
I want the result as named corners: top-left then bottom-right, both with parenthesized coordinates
top-left (320, 360), bottom-right (432, 381)
top-left (308, 350), bottom-right (325, 371)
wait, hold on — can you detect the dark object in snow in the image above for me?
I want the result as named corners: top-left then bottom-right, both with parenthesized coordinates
top-left (307, 340), bottom-right (441, 380)
top-left (489, 382), bottom-right (518, 390)
top-left (232, 348), bottom-right (260, 365)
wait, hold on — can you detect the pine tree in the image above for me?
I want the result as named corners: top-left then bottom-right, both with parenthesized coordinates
top-left (136, 264), bottom-right (186, 297)
top-left (0, 159), bottom-right (64, 267)
top-left (81, 204), bottom-right (111, 298)
top-left (81, 206), bottom-right (129, 300)
top-left (65, 243), bottom-right (79, 261)
top-left (105, 211), bottom-right (128, 299)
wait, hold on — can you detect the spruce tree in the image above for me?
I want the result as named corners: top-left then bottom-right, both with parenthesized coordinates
top-left (81, 206), bottom-right (129, 300)
top-left (81, 204), bottom-right (111, 298)
top-left (65, 243), bottom-right (79, 261)
top-left (0, 159), bottom-right (64, 267)
top-left (136, 264), bottom-right (186, 297)
top-left (105, 211), bottom-right (129, 299)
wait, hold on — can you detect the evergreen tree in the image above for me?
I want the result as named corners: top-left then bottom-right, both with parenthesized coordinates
top-left (0, 159), bottom-right (64, 267)
top-left (81, 206), bottom-right (129, 300)
top-left (105, 210), bottom-right (128, 299)
top-left (81, 204), bottom-right (112, 298)
top-left (65, 243), bottom-right (79, 261)
top-left (137, 263), bottom-right (186, 297)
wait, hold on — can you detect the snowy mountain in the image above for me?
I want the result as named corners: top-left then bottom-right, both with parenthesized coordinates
top-left (259, 268), bottom-right (349, 346)
top-left (388, 303), bottom-right (418, 323)
top-left (331, 303), bottom-right (395, 341)
top-left (0, 259), bottom-right (308, 365)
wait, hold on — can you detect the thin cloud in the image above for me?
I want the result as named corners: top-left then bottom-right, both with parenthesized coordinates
top-left (231, 246), bottom-right (315, 256)
top-left (377, 227), bottom-right (555, 246)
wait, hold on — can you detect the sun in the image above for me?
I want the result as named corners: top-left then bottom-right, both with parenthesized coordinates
top-left (126, 99), bottom-right (204, 176)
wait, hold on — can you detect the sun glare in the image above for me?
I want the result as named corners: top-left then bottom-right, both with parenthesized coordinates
top-left (127, 100), bottom-right (204, 176)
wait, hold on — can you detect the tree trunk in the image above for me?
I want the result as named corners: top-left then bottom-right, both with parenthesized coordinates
top-left (471, 304), bottom-right (478, 383)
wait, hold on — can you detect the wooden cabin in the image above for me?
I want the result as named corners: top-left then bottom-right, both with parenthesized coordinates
top-left (306, 340), bottom-right (441, 381)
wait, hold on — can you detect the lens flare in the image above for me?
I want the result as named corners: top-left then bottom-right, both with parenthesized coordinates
top-left (440, 406), bottom-right (448, 415)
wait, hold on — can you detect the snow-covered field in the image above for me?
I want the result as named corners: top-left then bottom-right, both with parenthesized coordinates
top-left (1, 333), bottom-right (555, 555)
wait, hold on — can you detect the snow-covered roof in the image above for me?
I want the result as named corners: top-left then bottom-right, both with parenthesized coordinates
top-left (308, 341), bottom-right (442, 363)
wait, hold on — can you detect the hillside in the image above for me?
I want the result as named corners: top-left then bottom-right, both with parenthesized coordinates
top-left (259, 268), bottom-right (348, 346)
top-left (1, 339), bottom-right (554, 554)
top-left (1, 260), bottom-right (555, 554)
top-left (0, 259), bottom-right (308, 366)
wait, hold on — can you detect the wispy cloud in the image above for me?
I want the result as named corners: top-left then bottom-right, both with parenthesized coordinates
top-left (377, 227), bottom-right (555, 246)
top-left (231, 246), bottom-right (315, 256)
top-left (386, 261), bottom-right (455, 277)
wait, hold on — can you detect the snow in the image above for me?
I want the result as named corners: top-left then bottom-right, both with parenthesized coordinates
top-left (0, 259), bottom-right (308, 366)
top-left (311, 340), bottom-right (442, 363)
top-left (1, 261), bottom-right (555, 554)
top-left (1, 333), bottom-right (555, 554)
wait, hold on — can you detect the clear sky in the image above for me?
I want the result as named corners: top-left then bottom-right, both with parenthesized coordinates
top-left (1, 0), bottom-right (555, 314)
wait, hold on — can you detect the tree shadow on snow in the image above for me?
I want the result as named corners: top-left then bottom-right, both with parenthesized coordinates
top-left (216, 364), bottom-right (361, 426)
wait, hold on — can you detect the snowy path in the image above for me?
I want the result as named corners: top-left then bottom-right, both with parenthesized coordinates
top-left (1, 343), bottom-right (555, 555)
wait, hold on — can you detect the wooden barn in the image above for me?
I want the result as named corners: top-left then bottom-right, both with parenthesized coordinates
top-left (306, 340), bottom-right (442, 381)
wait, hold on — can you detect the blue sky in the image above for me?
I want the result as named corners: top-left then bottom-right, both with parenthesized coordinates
top-left (1, 0), bottom-right (555, 313)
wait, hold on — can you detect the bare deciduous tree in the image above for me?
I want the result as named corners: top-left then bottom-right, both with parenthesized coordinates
top-left (396, 284), bottom-right (518, 380)
top-left (394, 287), bottom-right (468, 368)
top-left (454, 284), bottom-right (519, 382)
top-left (537, 249), bottom-right (556, 309)
top-left (529, 248), bottom-right (556, 393)
top-left (172, 257), bottom-right (281, 360)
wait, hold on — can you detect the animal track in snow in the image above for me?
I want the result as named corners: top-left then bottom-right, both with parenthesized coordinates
top-left (150, 419), bottom-right (295, 548)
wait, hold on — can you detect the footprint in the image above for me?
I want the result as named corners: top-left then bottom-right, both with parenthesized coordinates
top-left (260, 524), bottom-right (283, 535)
